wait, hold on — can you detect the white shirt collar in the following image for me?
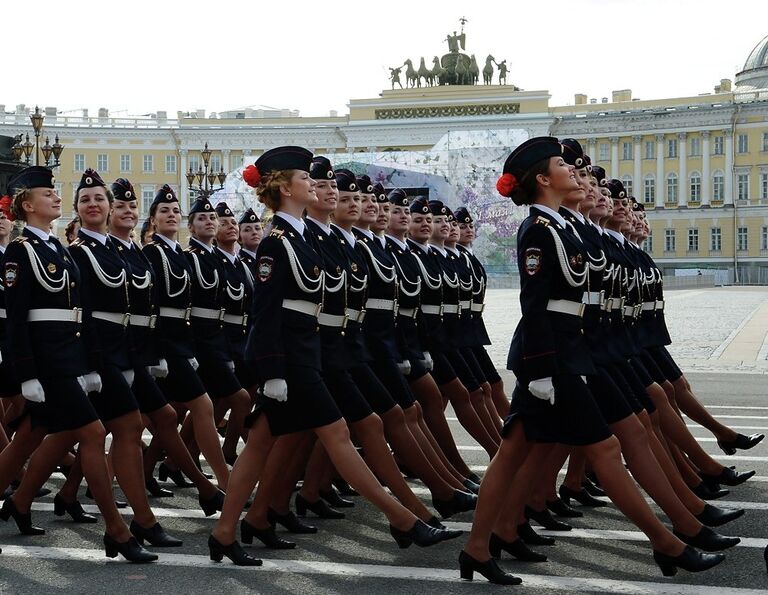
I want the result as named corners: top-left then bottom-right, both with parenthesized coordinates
top-left (385, 234), bottom-right (408, 250)
top-left (605, 229), bottom-right (626, 245)
top-left (375, 234), bottom-right (386, 248)
top-left (333, 225), bottom-right (356, 247)
top-left (109, 234), bottom-right (133, 249)
top-left (190, 237), bottom-right (214, 253)
top-left (80, 227), bottom-right (109, 246)
top-left (561, 206), bottom-right (585, 224)
top-left (458, 243), bottom-right (473, 254)
top-left (156, 233), bottom-right (182, 252)
top-left (276, 211), bottom-right (306, 238)
top-left (240, 247), bottom-right (257, 259)
top-left (531, 204), bottom-right (567, 229)
top-left (0, 244), bottom-right (6, 255)
top-left (217, 246), bottom-right (237, 264)
top-left (306, 216), bottom-right (332, 236)
top-left (410, 240), bottom-right (431, 254)
top-left (353, 226), bottom-right (374, 240)
top-left (445, 245), bottom-right (460, 255)
top-left (429, 243), bottom-right (447, 256)
top-left (26, 225), bottom-right (53, 243)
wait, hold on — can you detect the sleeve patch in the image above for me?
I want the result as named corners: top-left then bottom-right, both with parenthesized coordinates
top-left (524, 248), bottom-right (542, 276)
top-left (257, 256), bottom-right (274, 282)
top-left (4, 262), bottom-right (18, 287)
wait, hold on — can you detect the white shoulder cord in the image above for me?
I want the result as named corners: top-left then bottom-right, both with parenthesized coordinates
top-left (358, 241), bottom-right (396, 283)
top-left (78, 245), bottom-right (126, 288)
top-left (391, 255), bottom-right (421, 297)
top-left (627, 269), bottom-right (638, 292)
top-left (587, 250), bottom-right (607, 271)
top-left (132, 270), bottom-right (151, 290)
top-left (225, 281), bottom-right (245, 301)
top-left (545, 226), bottom-right (587, 288)
top-left (155, 244), bottom-right (189, 298)
top-left (349, 272), bottom-right (368, 293)
top-left (281, 237), bottom-right (324, 294)
top-left (323, 269), bottom-right (346, 294)
top-left (190, 252), bottom-right (219, 290)
top-left (441, 264), bottom-right (459, 289)
top-left (412, 251), bottom-right (442, 290)
top-left (22, 242), bottom-right (68, 293)
top-left (240, 260), bottom-right (255, 289)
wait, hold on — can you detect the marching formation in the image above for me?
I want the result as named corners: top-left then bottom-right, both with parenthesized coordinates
top-left (0, 139), bottom-right (762, 586)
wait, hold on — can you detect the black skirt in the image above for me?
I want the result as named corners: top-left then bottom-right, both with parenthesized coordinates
top-left (586, 367), bottom-right (635, 425)
top-left (368, 358), bottom-right (416, 409)
top-left (132, 367), bottom-right (169, 414)
top-left (157, 356), bottom-right (207, 403)
top-left (472, 346), bottom-right (502, 384)
top-left (445, 349), bottom-right (480, 392)
top-left (234, 358), bottom-right (259, 391)
top-left (90, 365), bottom-right (140, 423)
top-left (196, 357), bottom-right (242, 400)
top-left (648, 347), bottom-right (683, 382)
top-left (431, 351), bottom-right (458, 386)
top-left (406, 357), bottom-right (429, 382)
top-left (348, 364), bottom-right (397, 415)
top-left (639, 350), bottom-right (668, 385)
top-left (28, 377), bottom-right (100, 433)
top-left (323, 369), bottom-right (374, 424)
top-left (460, 347), bottom-right (488, 386)
top-left (613, 361), bottom-right (656, 414)
top-left (502, 375), bottom-right (612, 446)
top-left (0, 361), bottom-right (20, 399)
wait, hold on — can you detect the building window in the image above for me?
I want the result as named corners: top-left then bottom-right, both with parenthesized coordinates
top-left (689, 137), bottom-right (701, 156)
top-left (737, 134), bottom-right (749, 154)
top-left (761, 172), bottom-right (768, 200)
top-left (97, 154), bottom-right (108, 171)
top-left (711, 227), bottom-right (722, 251)
top-left (622, 142), bottom-right (632, 160)
top-left (230, 154), bottom-right (243, 170)
top-left (141, 187), bottom-right (154, 217)
top-left (664, 229), bottom-right (676, 252)
top-left (713, 171), bottom-right (725, 201)
top-left (120, 154), bottom-right (131, 172)
top-left (689, 172), bottom-right (701, 202)
top-left (713, 136), bottom-right (724, 155)
top-left (763, 132), bottom-right (768, 152)
top-left (645, 230), bottom-right (653, 252)
top-left (667, 138), bottom-right (678, 158)
top-left (210, 155), bottom-right (221, 172)
top-left (74, 153), bottom-right (85, 171)
top-left (666, 173), bottom-right (679, 203)
top-left (644, 175), bottom-right (655, 203)
top-left (165, 155), bottom-right (177, 173)
top-left (762, 226), bottom-right (768, 251)
top-left (737, 173), bottom-right (750, 201)
top-left (644, 141), bottom-right (655, 159)
top-left (687, 228), bottom-right (699, 252)
top-left (54, 182), bottom-right (63, 198)
top-left (599, 143), bottom-right (609, 161)
top-left (143, 155), bottom-right (154, 173)
top-left (737, 226), bottom-right (748, 251)
top-left (188, 155), bottom-right (200, 173)
top-left (621, 175), bottom-right (633, 197)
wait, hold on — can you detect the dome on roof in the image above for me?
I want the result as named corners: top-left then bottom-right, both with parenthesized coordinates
top-left (736, 35), bottom-right (768, 90)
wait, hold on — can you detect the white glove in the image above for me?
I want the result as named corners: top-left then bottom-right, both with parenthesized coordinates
top-left (21, 379), bottom-right (45, 403)
top-left (226, 360), bottom-right (235, 372)
top-left (122, 369), bottom-right (135, 387)
top-left (263, 378), bottom-right (288, 402)
top-left (82, 372), bottom-right (103, 394)
top-left (188, 357), bottom-right (199, 371)
top-left (421, 351), bottom-right (434, 371)
top-left (147, 358), bottom-right (169, 379)
top-left (528, 377), bottom-right (555, 405)
top-left (0, 349), bottom-right (3, 364)
top-left (397, 360), bottom-right (412, 375)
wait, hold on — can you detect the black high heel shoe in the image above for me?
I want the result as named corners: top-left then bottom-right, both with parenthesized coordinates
top-left (85, 487), bottom-right (127, 509)
top-left (717, 432), bottom-right (764, 455)
top-left (130, 520), bottom-right (183, 547)
top-left (199, 490), bottom-right (226, 517)
top-left (331, 478), bottom-right (358, 497)
top-left (224, 453), bottom-right (238, 466)
top-left (53, 494), bottom-right (97, 524)
top-left (559, 484), bottom-right (607, 508)
top-left (295, 493), bottom-right (345, 519)
top-left (432, 490), bottom-right (477, 519)
top-left (525, 505), bottom-right (572, 531)
top-left (517, 521), bottom-right (555, 546)
top-left (458, 551), bottom-right (522, 585)
top-left (764, 543), bottom-right (768, 573)
top-left (695, 503), bottom-right (745, 527)
top-left (463, 479), bottom-right (480, 494)
top-left (241, 519), bottom-right (296, 549)
top-left (692, 482), bottom-right (729, 500)
top-left (673, 526), bottom-right (740, 552)
top-left (652, 545), bottom-right (724, 576)
top-left (466, 472), bottom-right (482, 484)
top-left (319, 487), bottom-right (354, 508)
top-left (158, 462), bottom-right (194, 487)
top-left (389, 519), bottom-right (458, 548)
top-left (0, 497), bottom-right (45, 535)
top-left (425, 516), bottom-right (463, 538)
top-left (582, 478), bottom-right (606, 498)
top-left (700, 467), bottom-right (755, 487)
top-left (103, 534), bottom-right (158, 563)
top-left (146, 478), bottom-right (174, 498)
top-left (267, 508), bottom-right (318, 534)
top-left (489, 533), bottom-right (547, 562)
top-left (546, 497), bottom-right (583, 518)
top-left (207, 535), bottom-right (262, 566)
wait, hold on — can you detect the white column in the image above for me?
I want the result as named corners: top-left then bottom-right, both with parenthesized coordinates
top-left (655, 134), bottom-right (665, 208)
top-left (633, 135), bottom-right (642, 197)
top-left (221, 149), bottom-right (230, 173)
top-left (701, 131), bottom-right (711, 207)
top-left (724, 130), bottom-right (734, 206)
top-left (587, 139), bottom-right (596, 163)
top-left (610, 137), bottom-right (619, 177)
top-left (678, 132), bottom-right (687, 208)
top-left (179, 149), bottom-right (189, 213)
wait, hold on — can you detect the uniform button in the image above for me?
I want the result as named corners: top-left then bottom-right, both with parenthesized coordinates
top-left (75, 332), bottom-right (81, 338)
top-left (340, 331), bottom-right (345, 337)
top-left (316, 326), bottom-right (320, 332)
top-left (149, 283), bottom-right (153, 288)
top-left (70, 282), bottom-right (76, 288)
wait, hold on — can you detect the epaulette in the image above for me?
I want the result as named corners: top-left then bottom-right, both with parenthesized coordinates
top-left (70, 238), bottom-right (84, 247)
top-left (184, 246), bottom-right (196, 253)
top-left (269, 228), bottom-right (284, 239)
top-left (11, 236), bottom-right (27, 243)
top-left (534, 216), bottom-right (550, 227)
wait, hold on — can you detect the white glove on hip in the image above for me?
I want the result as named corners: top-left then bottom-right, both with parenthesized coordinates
top-left (21, 379), bottom-right (45, 403)
top-left (528, 377), bottom-right (555, 405)
top-left (0, 349), bottom-right (3, 365)
top-left (226, 360), bottom-right (236, 372)
top-left (148, 358), bottom-right (169, 379)
top-left (397, 360), bottom-right (412, 375)
top-left (422, 351), bottom-right (434, 371)
top-left (81, 372), bottom-right (103, 394)
top-left (263, 378), bottom-right (288, 402)
top-left (188, 357), bottom-right (199, 371)
top-left (121, 369), bottom-right (135, 387)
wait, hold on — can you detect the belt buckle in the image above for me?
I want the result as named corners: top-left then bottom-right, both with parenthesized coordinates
top-left (603, 297), bottom-right (612, 312)
top-left (314, 303), bottom-right (323, 318)
top-left (183, 307), bottom-right (192, 321)
top-left (219, 308), bottom-right (226, 322)
top-left (634, 304), bottom-right (642, 318)
top-left (358, 309), bottom-right (366, 323)
top-left (392, 299), bottom-right (398, 313)
top-left (241, 314), bottom-right (249, 327)
top-left (439, 304), bottom-right (444, 316)
top-left (341, 314), bottom-right (349, 329)
top-left (577, 303), bottom-right (585, 317)
top-left (74, 307), bottom-right (83, 324)
top-left (122, 313), bottom-right (131, 327)
top-left (149, 315), bottom-right (157, 329)
top-left (599, 291), bottom-right (605, 308)
top-left (411, 307), bottom-right (418, 319)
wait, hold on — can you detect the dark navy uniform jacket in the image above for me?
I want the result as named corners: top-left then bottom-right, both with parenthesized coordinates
top-left (457, 244), bottom-right (492, 346)
top-left (217, 247), bottom-right (253, 361)
top-left (407, 239), bottom-right (448, 354)
top-left (386, 235), bottom-right (424, 361)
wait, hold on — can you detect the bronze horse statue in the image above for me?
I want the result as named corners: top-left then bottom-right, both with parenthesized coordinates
top-left (417, 57), bottom-right (433, 87)
top-left (403, 59), bottom-right (419, 88)
top-left (483, 55), bottom-right (495, 85)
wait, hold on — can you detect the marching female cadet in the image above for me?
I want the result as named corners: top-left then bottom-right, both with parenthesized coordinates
top-left (238, 208), bottom-right (262, 281)
top-left (142, 186), bottom-right (230, 496)
top-left (458, 137), bottom-right (724, 584)
top-left (0, 166), bottom-right (155, 562)
top-left (208, 146), bottom-right (455, 566)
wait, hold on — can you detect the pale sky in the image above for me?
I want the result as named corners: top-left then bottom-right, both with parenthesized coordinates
top-left (5, 0), bottom-right (767, 118)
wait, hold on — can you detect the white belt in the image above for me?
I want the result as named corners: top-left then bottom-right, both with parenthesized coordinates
top-left (582, 291), bottom-right (604, 306)
top-left (546, 299), bottom-right (584, 317)
top-left (470, 303), bottom-right (485, 313)
top-left (460, 300), bottom-right (471, 310)
top-left (442, 304), bottom-right (460, 315)
top-left (623, 305), bottom-right (636, 317)
top-left (421, 304), bottom-right (443, 316)
top-left (318, 312), bottom-right (348, 328)
top-left (0, 308), bottom-right (6, 319)
top-left (93, 311), bottom-right (130, 327)
top-left (365, 298), bottom-right (397, 312)
top-left (602, 298), bottom-right (625, 313)
top-left (345, 308), bottom-right (366, 323)
top-left (191, 307), bottom-right (226, 321)
top-left (223, 313), bottom-right (249, 326)
top-left (28, 308), bottom-right (83, 323)
top-left (130, 314), bottom-right (157, 329)
top-left (641, 301), bottom-right (656, 312)
top-left (656, 300), bottom-right (665, 311)
top-left (159, 306), bottom-right (191, 321)
top-left (283, 299), bottom-right (322, 318)
top-left (397, 307), bottom-right (418, 319)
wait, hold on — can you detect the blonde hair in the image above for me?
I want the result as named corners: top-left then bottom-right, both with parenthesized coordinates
top-left (11, 187), bottom-right (31, 222)
top-left (256, 169), bottom-right (295, 212)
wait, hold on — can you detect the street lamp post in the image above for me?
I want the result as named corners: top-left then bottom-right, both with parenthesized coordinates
top-left (11, 106), bottom-right (64, 168)
top-left (186, 142), bottom-right (227, 199)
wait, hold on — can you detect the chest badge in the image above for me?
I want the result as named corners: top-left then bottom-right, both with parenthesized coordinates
top-left (47, 263), bottom-right (57, 274)
top-left (313, 266), bottom-right (320, 276)
top-left (524, 247), bottom-right (542, 276)
top-left (351, 263), bottom-right (358, 272)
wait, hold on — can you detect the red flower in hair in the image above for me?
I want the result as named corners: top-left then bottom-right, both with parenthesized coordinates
top-left (0, 195), bottom-right (13, 222)
top-left (243, 165), bottom-right (261, 188)
top-left (496, 173), bottom-right (518, 198)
